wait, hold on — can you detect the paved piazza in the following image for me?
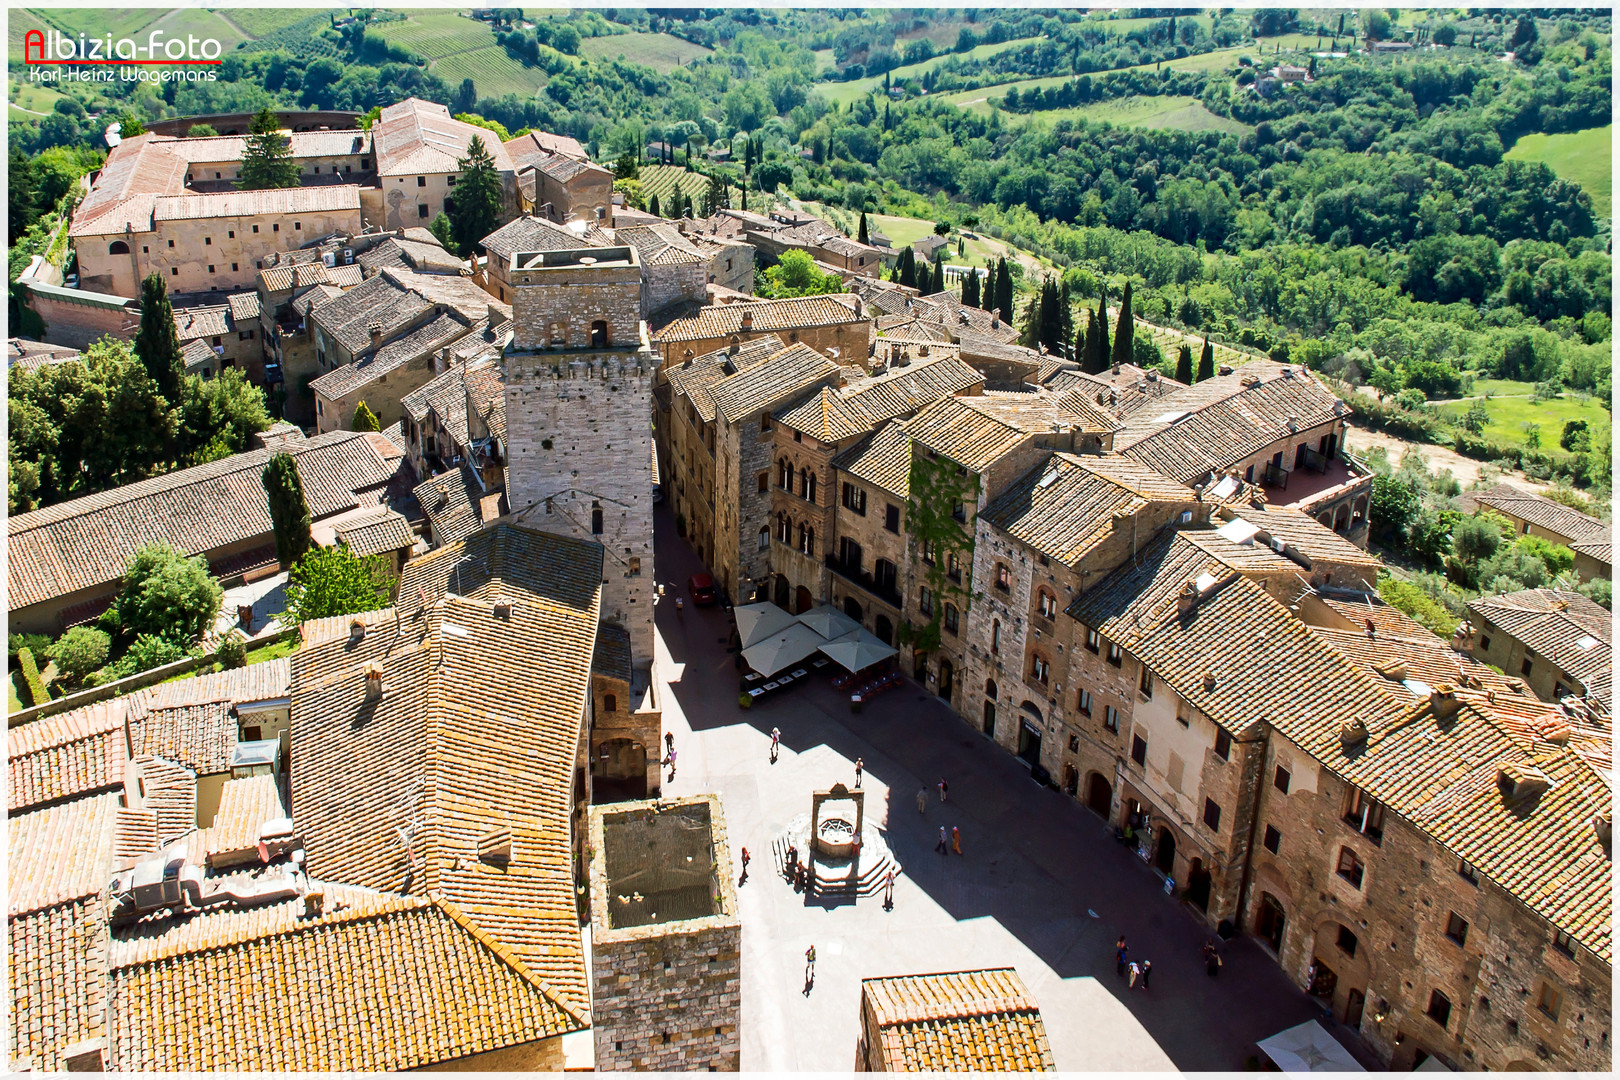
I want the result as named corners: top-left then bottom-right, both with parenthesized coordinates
top-left (648, 509), bottom-right (1375, 1071)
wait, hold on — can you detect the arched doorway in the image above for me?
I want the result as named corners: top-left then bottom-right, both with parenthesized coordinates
top-left (1256, 892), bottom-right (1286, 953)
top-left (1345, 988), bottom-right (1366, 1031)
top-left (1186, 857), bottom-right (1212, 911)
top-left (774, 575), bottom-right (790, 608)
top-left (794, 585), bottom-right (813, 614)
top-left (593, 738), bottom-right (647, 801)
top-left (937, 659), bottom-right (953, 701)
top-left (874, 614), bottom-right (893, 645)
top-left (1154, 826), bottom-right (1177, 876)
top-left (982, 700), bottom-right (996, 737)
top-left (1062, 764), bottom-right (1078, 796)
top-left (752, 581), bottom-right (768, 602)
top-left (1085, 773), bottom-right (1112, 817)
top-left (844, 596), bottom-right (863, 622)
top-left (1017, 702), bottom-right (1042, 765)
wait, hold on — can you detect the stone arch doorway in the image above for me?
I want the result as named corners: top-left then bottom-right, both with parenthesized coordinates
top-left (981, 699), bottom-right (996, 737)
top-left (1345, 988), bottom-right (1366, 1031)
top-left (844, 596), bottom-right (863, 622)
top-left (1016, 703), bottom-right (1042, 765)
top-left (794, 585), bottom-right (813, 614)
top-left (593, 738), bottom-right (648, 801)
top-left (1085, 772), bottom-right (1112, 817)
top-left (1256, 892), bottom-right (1287, 953)
top-left (874, 614), bottom-right (893, 645)
top-left (937, 659), bottom-right (954, 701)
top-left (774, 575), bottom-right (790, 608)
top-left (1154, 826), bottom-right (1177, 876)
top-left (1186, 857), bottom-right (1212, 911)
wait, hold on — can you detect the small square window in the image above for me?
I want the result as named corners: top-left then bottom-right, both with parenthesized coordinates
top-left (417, 176), bottom-right (427, 187)
top-left (1104, 705), bottom-right (1119, 733)
top-left (170, 267), bottom-right (178, 275)
top-left (1337, 925), bottom-right (1359, 956)
top-left (1552, 929), bottom-right (1574, 958)
top-left (142, 246), bottom-right (149, 253)
top-left (167, 239), bottom-right (175, 248)
top-left (232, 263), bottom-right (239, 272)
top-left (1076, 689), bottom-right (1092, 716)
top-left (1520, 658), bottom-right (1533, 677)
top-left (1427, 989), bottom-right (1452, 1028)
top-left (1274, 765), bottom-right (1291, 794)
top-left (1085, 628), bottom-right (1100, 654)
top-left (1336, 847), bottom-right (1364, 889)
top-left (252, 225), bottom-right (260, 233)
top-left (1445, 912), bottom-right (1468, 946)
top-left (208, 265), bottom-right (215, 274)
top-left (757, 473), bottom-right (768, 493)
top-left (1458, 860), bottom-right (1478, 885)
top-left (272, 223), bottom-right (279, 232)
top-left (1130, 733), bottom-right (1146, 766)
top-left (885, 504), bottom-right (900, 533)
top-left (1536, 982), bottom-right (1561, 1021)
top-left (419, 204), bottom-right (430, 219)
top-left (1214, 730), bottom-right (1231, 760)
top-left (227, 230), bottom-right (235, 239)
top-left (1479, 635), bottom-right (1491, 651)
top-left (1138, 667), bottom-right (1153, 699)
top-left (1263, 825), bottom-right (1281, 854)
top-left (1202, 798), bottom-right (1222, 831)
top-left (205, 236), bottom-right (212, 245)
top-left (1107, 642), bottom-right (1122, 667)
top-left (294, 221), bottom-right (301, 230)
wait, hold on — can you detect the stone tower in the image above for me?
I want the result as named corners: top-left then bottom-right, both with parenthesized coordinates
top-left (502, 246), bottom-right (657, 669)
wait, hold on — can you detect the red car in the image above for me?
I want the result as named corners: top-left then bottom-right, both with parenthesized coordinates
top-left (687, 573), bottom-right (718, 606)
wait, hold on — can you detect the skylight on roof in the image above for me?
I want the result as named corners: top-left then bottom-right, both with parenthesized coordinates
top-left (1149, 409), bottom-right (1191, 425)
top-left (1209, 475), bottom-right (1240, 500)
top-left (1577, 635), bottom-right (1600, 650)
top-left (1038, 469), bottom-right (1061, 489)
top-left (1195, 572), bottom-right (1219, 594)
top-left (1216, 518), bottom-right (1261, 546)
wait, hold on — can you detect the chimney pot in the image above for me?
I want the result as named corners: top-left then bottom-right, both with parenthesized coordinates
top-left (1218, 363), bottom-right (1234, 376)
top-left (349, 619), bottom-right (367, 644)
top-left (363, 661), bottom-right (384, 701)
top-left (739, 309), bottom-right (753, 329)
top-left (1178, 581), bottom-right (1199, 616)
top-left (1430, 685), bottom-right (1463, 720)
top-left (1339, 719), bottom-right (1369, 750)
top-left (303, 889), bottom-right (326, 917)
top-left (1202, 670), bottom-right (1217, 692)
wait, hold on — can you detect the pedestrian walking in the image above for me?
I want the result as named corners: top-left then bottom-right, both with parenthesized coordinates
top-left (883, 867), bottom-right (896, 909)
top-left (1128, 961), bottom-right (1141, 988)
top-left (771, 727), bottom-right (780, 752)
top-left (741, 847), bottom-right (750, 869)
top-left (1206, 950), bottom-right (1222, 978)
top-left (854, 757), bottom-right (864, 787)
top-left (665, 747), bottom-right (677, 780)
top-left (1115, 937), bottom-right (1128, 978)
top-left (936, 826), bottom-right (948, 854)
top-left (916, 787), bottom-right (928, 814)
top-left (938, 778), bottom-right (949, 802)
top-left (805, 944), bottom-right (817, 986)
top-left (665, 732), bottom-right (674, 755)
top-left (951, 825), bottom-right (962, 856)
top-left (1139, 960), bottom-right (1152, 990)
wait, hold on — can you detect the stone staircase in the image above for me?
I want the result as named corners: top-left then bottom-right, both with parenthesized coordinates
top-left (769, 832), bottom-right (898, 900)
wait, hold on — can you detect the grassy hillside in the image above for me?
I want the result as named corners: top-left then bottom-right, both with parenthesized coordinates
top-left (637, 164), bottom-right (715, 206)
top-left (1436, 388), bottom-right (1612, 454)
top-left (367, 10), bottom-right (496, 61)
top-left (1020, 95), bottom-right (1252, 136)
top-left (818, 36), bottom-right (1046, 108)
top-left (578, 31), bottom-right (712, 73)
top-left (1505, 125), bottom-right (1612, 222)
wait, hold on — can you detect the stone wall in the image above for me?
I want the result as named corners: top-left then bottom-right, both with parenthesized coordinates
top-left (315, 352), bottom-right (435, 434)
top-left (590, 671), bottom-right (660, 800)
top-left (25, 286), bottom-right (138, 351)
top-left (644, 261), bottom-right (708, 317)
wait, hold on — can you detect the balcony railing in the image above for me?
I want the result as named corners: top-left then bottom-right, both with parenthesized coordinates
top-left (1298, 446), bottom-right (1331, 474)
top-left (1265, 461), bottom-right (1292, 488)
top-left (824, 555), bottom-right (902, 608)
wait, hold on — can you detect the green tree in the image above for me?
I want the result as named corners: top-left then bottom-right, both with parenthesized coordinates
top-left (134, 273), bottom-right (185, 403)
top-left (759, 250), bottom-right (844, 298)
top-left (452, 77), bottom-right (478, 115)
top-left (994, 257), bottom-right (1013, 323)
top-left (1174, 344), bottom-right (1194, 384)
top-left (1110, 280), bottom-right (1134, 369)
top-left (962, 267), bottom-right (980, 307)
top-left (647, 193), bottom-right (661, 218)
top-left (262, 452), bottom-right (312, 567)
top-left (176, 368), bottom-right (271, 465)
top-left (108, 543), bottom-right (223, 645)
top-left (449, 135), bottom-right (504, 257)
top-left (1369, 474), bottom-right (1421, 543)
top-left (1452, 514), bottom-right (1502, 567)
top-left (237, 107), bottom-right (300, 190)
top-left (282, 544), bottom-right (395, 626)
top-left (1521, 422), bottom-right (1541, 449)
top-left (898, 247), bottom-right (917, 289)
top-left (613, 151), bottom-right (639, 180)
top-left (980, 261), bottom-right (998, 312)
top-left (701, 173), bottom-right (731, 216)
top-left (427, 211), bottom-right (457, 255)
top-left (1560, 419), bottom-right (1592, 452)
top-left (1460, 401), bottom-right (1490, 434)
top-left (858, 212), bottom-right (869, 244)
top-left (216, 632), bottom-right (248, 670)
top-left (46, 626), bottom-right (111, 689)
top-left (352, 401), bottom-right (381, 432)
top-left (1196, 338), bottom-right (1215, 382)
top-left (1362, 10), bottom-right (1392, 41)
top-left (109, 633), bottom-right (191, 679)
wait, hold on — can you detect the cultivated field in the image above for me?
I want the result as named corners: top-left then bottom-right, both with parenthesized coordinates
top-left (1505, 125), bottom-right (1612, 221)
top-left (637, 164), bottom-right (717, 206)
top-left (817, 36), bottom-right (1046, 108)
top-left (578, 31), bottom-right (712, 73)
top-left (366, 11), bottom-right (497, 60)
top-left (432, 47), bottom-right (548, 98)
top-left (216, 9), bottom-right (328, 38)
top-left (997, 94), bottom-right (1250, 135)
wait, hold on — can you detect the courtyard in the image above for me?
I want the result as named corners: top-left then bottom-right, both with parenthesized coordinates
top-left (647, 508), bottom-right (1378, 1071)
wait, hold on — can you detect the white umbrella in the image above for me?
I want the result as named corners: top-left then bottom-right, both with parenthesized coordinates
top-left (742, 623), bottom-right (827, 677)
top-left (795, 605), bottom-right (860, 641)
top-left (818, 627), bottom-right (898, 674)
top-left (735, 602), bottom-right (795, 649)
top-left (1257, 1021), bottom-right (1364, 1073)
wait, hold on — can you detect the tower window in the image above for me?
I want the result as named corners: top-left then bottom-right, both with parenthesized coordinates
top-left (591, 503), bottom-right (604, 535)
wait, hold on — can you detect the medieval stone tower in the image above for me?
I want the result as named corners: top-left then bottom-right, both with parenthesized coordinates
top-left (502, 246), bottom-right (657, 670)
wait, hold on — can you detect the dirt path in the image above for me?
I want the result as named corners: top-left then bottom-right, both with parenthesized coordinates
top-left (1344, 424), bottom-right (1551, 493)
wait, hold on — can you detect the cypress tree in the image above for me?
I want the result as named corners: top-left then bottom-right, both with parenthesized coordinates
top-left (238, 107), bottom-right (299, 190)
top-left (899, 247), bottom-right (917, 289)
top-left (1197, 338), bottom-right (1215, 382)
top-left (1095, 299), bottom-right (1111, 369)
top-left (648, 193), bottom-right (661, 217)
top-left (1175, 343), bottom-right (1194, 384)
top-left (1111, 280), bottom-right (1134, 369)
top-left (994, 257), bottom-right (1013, 321)
top-left (1019, 286), bottom-right (1042, 349)
top-left (262, 452), bottom-right (312, 568)
top-left (352, 401), bottom-right (380, 432)
top-left (962, 268), bottom-right (980, 307)
top-left (980, 261), bottom-right (996, 311)
top-left (134, 272), bottom-right (184, 404)
top-left (929, 249), bottom-right (944, 295)
top-left (1080, 307), bottom-right (1107, 374)
top-left (858, 212), bottom-right (869, 244)
top-left (1058, 280), bottom-right (1074, 358)
top-left (1073, 316), bottom-right (1086, 368)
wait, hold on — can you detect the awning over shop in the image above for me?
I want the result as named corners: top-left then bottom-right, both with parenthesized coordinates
top-left (735, 601), bottom-right (796, 649)
top-left (819, 627), bottom-right (898, 674)
top-left (741, 623), bottom-right (827, 677)
top-left (795, 604), bottom-right (860, 640)
top-left (1257, 1021), bottom-right (1365, 1073)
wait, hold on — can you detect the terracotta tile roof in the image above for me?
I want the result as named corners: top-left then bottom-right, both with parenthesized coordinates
top-left (845, 355), bottom-right (986, 426)
top-left (832, 422), bottom-right (914, 498)
top-left (9, 429), bottom-right (402, 610)
top-left (1467, 589), bottom-right (1611, 708)
top-left (307, 272), bottom-right (435, 355)
top-left (69, 133), bottom-right (188, 236)
top-left (1214, 504), bottom-right (1381, 580)
top-left (355, 236), bottom-right (466, 275)
top-left (902, 394), bottom-right (1051, 474)
top-left (225, 291), bottom-right (260, 322)
top-left (152, 184), bottom-right (362, 223)
top-left (533, 154), bottom-right (609, 185)
top-left (127, 699), bottom-right (235, 778)
top-left (181, 338), bottom-right (219, 372)
top-left (504, 129), bottom-right (587, 162)
top-left (203, 773), bottom-right (286, 866)
top-left (107, 892), bottom-right (584, 1071)
top-left (862, 968), bottom-right (1055, 1072)
top-left (1322, 595), bottom-right (1441, 642)
top-left (1114, 363), bottom-right (1342, 483)
top-left (954, 332), bottom-right (1043, 367)
top-left (10, 895), bottom-right (110, 1072)
top-left (1054, 386), bottom-right (1126, 432)
top-left (290, 283), bottom-right (344, 316)
top-left (983, 454), bottom-right (1195, 567)
top-left (1570, 532), bottom-right (1611, 564)
top-left (594, 623), bottom-right (633, 683)
top-left (336, 508), bottom-right (418, 558)
top-left (708, 343), bottom-right (841, 424)
top-left (402, 356), bottom-right (507, 454)
top-left (1467, 484), bottom-right (1608, 546)
top-left (292, 532), bottom-right (600, 1007)
top-left (774, 387), bottom-right (873, 442)
top-left (162, 129), bottom-right (369, 163)
top-left (875, 317), bottom-right (956, 343)
top-left (133, 754), bottom-right (199, 842)
top-left (9, 791), bottom-right (122, 917)
top-left (480, 214), bottom-right (603, 262)
top-left (7, 701), bottom-right (130, 812)
top-left (258, 260), bottom-right (340, 293)
top-left (389, 267), bottom-right (510, 323)
top-left (653, 294), bottom-right (864, 344)
top-left (1312, 626), bottom-right (1518, 699)
top-left (8, 338), bottom-right (81, 371)
top-left (664, 336), bottom-right (784, 424)
top-left (616, 222), bottom-right (709, 266)
top-left (413, 464), bottom-right (489, 548)
top-left (141, 658), bottom-right (294, 711)
top-left (171, 303), bottom-right (232, 342)
top-left (311, 310), bottom-right (477, 400)
top-left (373, 98), bottom-right (515, 177)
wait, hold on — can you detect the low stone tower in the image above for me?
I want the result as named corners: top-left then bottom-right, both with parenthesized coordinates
top-left (587, 795), bottom-right (741, 1071)
top-left (502, 245), bottom-right (657, 668)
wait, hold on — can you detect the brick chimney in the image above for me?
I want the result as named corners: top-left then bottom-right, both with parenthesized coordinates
top-left (368, 322), bottom-right (384, 349)
top-left (363, 661), bottom-right (384, 702)
top-left (739, 309), bottom-right (754, 330)
top-left (350, 618), bottom-right (367, 644)
top-left (1178, 580), bottom-right (1199, 616)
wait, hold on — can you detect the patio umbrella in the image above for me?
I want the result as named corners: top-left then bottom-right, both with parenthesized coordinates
top-left (1256, 1021), bottom-right (1364, 1073)
top-left (795, 605), bottom-right (860, 641)
top-left (742, 623), bottom-right (827, 677)
top-left (818, 627), bottom-right (898, 674)
top-left (735, 602), bottom-right (796, 649)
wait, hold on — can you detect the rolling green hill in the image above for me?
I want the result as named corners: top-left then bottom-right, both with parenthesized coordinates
top-left (1505, 125), bottom-right (1612, 222)
top-left (578, 32), bottom-right (712, 74)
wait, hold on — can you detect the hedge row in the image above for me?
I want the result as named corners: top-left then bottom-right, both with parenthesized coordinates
top-left (17, 648), bottom-right (48, 707)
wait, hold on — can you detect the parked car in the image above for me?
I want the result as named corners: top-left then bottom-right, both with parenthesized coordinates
top-left (651, 483), bottom-right (663, 504)
top-left (688, 573), bottom-right (717, 606)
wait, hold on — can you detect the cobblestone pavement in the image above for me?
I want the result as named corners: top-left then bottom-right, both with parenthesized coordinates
top-left (647, 508), bottom-right (1375, 1071)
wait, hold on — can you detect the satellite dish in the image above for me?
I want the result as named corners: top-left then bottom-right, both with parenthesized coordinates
top-left (104, 122), bottom-right (122, 148)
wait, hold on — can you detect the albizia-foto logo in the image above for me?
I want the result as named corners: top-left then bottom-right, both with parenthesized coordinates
top-left (21, 25), bottom-right (222, 83)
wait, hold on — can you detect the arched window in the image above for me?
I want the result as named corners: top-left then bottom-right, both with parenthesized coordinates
top-left (777, 514), bottom-right (789, 544)
top-left (109, 240), bottom-right (130, 255)
top-left (591, 502), bottom-right (604, 535)
top-left (799, 468), bottom-right (810, 499)
top-left (806, 471), bottom-right (817, 503)
top-left (1037, 590), bottom-right (1057, 619)
top-left (604, 694), bottom-right (616, 713)
top-left (798, 522), bottom-right (806, 551)
top-left (985, 679), bottom-right (997, 698)
top-left (995, 563), bottom-right (1011, 591)
top-left (590, 320), bottom-right (608, 347)
top-left (779, 458), bottom-right (792, 488)
top-left (1030, 652), bottom-right (1051, 685)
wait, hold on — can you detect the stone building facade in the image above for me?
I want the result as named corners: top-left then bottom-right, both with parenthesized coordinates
top-left (502, 246), bottom-right (656, 667)
top-left (587, 795), bottom-right (741, 1071)
top-left (651, 294), bottom-right (870, 368)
